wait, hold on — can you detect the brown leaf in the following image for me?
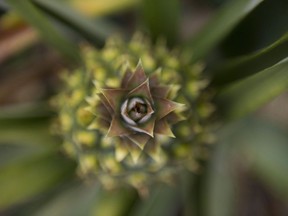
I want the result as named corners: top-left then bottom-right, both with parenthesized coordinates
top-left (126, 133), bottom-right (151, 150)
top-left (121, 68), bottom-right (133, 88)
top-left (149, 68), bottom-right (162, 87)
top-left (88, 117), bottom-right (110, 133)
top-left (154, 119), bottom-right (175, 138)
top-left (100, 88), bottom-right (129, 111)
top-left (154, 97), bottom-right (185, 119)
top-left (126, 60), bottom-right (147, 88)
top-left (106, 115), bottom-right (132, 137)
top-left (128, 79), bottom-right (153, 102)
top-left (150, 85), bottom-right (171, 98)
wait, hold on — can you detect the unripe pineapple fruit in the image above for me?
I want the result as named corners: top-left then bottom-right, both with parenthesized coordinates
top-left (55, 33), bottom-right (214, 190)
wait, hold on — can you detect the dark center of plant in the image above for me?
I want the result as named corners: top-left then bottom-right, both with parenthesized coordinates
top-left (121, 97), bottom-right (153, 125)
top-left (128, 102), bottom-right (148, 121)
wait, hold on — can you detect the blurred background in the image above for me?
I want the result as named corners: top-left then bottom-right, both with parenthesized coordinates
top-left (0, 0), bottom-right (288, 215)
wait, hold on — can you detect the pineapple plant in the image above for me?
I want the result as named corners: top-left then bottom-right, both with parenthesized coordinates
top-left (0, 0), bottom-right (287, 215)
top-left (56, 34), bottom-right (213, 191)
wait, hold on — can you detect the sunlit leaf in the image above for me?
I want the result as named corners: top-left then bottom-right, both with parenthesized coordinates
top-left (211, 32), bottom-right (288, 87)
top-left (91, 187), bottom-right (137, 216)
top-left (216, 58), bottom-right (288, 121)
top-left (183, 0), bottom-right (263, 63)
top-left (32, 0), bottom-right (120, 46)
top-left (6, 0), bottom-right (81, 62)
top-left (69, 0), bottom-right (140, 17)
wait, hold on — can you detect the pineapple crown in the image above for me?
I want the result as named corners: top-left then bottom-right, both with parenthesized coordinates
top-left (56, 33), bottom-right (213, 190)
top-left (86, 60), bottom-right (186, 163)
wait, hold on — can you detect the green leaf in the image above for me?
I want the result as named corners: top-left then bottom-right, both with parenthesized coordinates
top-left (0, 153), bottom-right (76, 209)
top-left (0, 117), bottom-right (59, 147)
top-left (6, 0), bottom-right (81, 63)
top-left (33, 182), bottom-right (136, 216)
top-left (142, 0), bottom-right (180, 46)
top-left (216, 58), bottom-right (288, 121)
top-left (0, 102), bottom-right (57, 147)
top-left (131, 184), bottom-right (180, 216)
top-left (0, 141), bottom-right (57, 169)
top-left (211, 32), bottom-right (288, 87)
top-left (91, 187), bottom-right (137, 216)
top-left (0, 114), bottom-right (60, 168)
top-left (0, 103), bottom-right (62, 172)
top-left (239, 120), bottom-right (288, 198)
top-left (204, 127), bottom-right (238, 216)
top-left (0, 102), bottom-right (53, 120)
top-left (32, 0), bottom-right (120, 46)
top-left (0, 119), bottom-right (59, 168)
top-left (204, 118), bottom-right (288, 216)
top-left (33, 181), bottom-right (99, 216)
top-left (183, 0), bottom-right (264, 63)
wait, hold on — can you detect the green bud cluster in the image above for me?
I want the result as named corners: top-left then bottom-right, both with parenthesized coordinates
top-left (55, 33), bottom-right (214, 190)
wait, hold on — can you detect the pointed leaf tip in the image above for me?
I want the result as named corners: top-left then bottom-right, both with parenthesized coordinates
top-left (127, 134), bottom-right (151, 150)
top-left (145, 139), bottom-right (164, 163)
top-left (154, 119), bottom-right (175, 138)
top-left (115, 144), bottom-right (129, 161)
top-left (126, 142), bottom-right (143, 163)
top-left (128, 118), bottom-right (155, 138)
top-left (106, 116), bottom-right (132, 137)
top-left (129, 78), bottom-right (153, 102)
top-left (100, 88), bottom-right (128, 111)
top-left (155, 98), bottom-right (185, 119)
top-left (126, 59), bottom-right (147, 88)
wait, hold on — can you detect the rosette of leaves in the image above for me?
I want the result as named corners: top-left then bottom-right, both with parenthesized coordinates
top-left (87, 61), bottom-right (186, 162)
top-left (3, 0), bottom-right (288, 215)
top-left (56, 34), bottom-right (213, 190)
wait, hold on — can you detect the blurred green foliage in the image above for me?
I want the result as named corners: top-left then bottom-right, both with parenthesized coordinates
top-left (0, 0), bottom-right (287, 215)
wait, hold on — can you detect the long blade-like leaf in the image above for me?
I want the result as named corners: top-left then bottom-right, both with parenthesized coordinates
top-left (131, 184), bottom-right (180, 216)
top-left (204, 118), bottom-right (288, 216)
top-left (216, 58), bottom-right (288, 120)
top-left (204, 125), bottom-right (238, 216)
top-left (0, 119), bottom-right (61, 169)
top-left (241, 120), bottom-right (288, 198)
top-left (0, 103), bottom-right (61, 167)
top-left (0, 102), bottom-right (57, 148)
top-left (6, 0), bottom-right (81, 63)
top-left (0, 102), bottom-right (52, 120)
top-left (142, 0), bottom-right (180, 46)
top-left (0, 153), bottom-right (76, 209)
top-left (183, 0), bottom-right (263, 63)
top-left (91, 187), bottom-right (137, 216)
top-left (33, 181), bottom-right (99, 216)
top-left (32, 0), bottom-right (120, 46)
top-left (211, 32), bottom-right (288, 87)
top-left (236, 120), bottom-right (288, 199)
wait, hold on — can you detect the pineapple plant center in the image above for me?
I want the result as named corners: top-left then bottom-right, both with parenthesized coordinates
top-left (56, 34), bottom-right (213, 189)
